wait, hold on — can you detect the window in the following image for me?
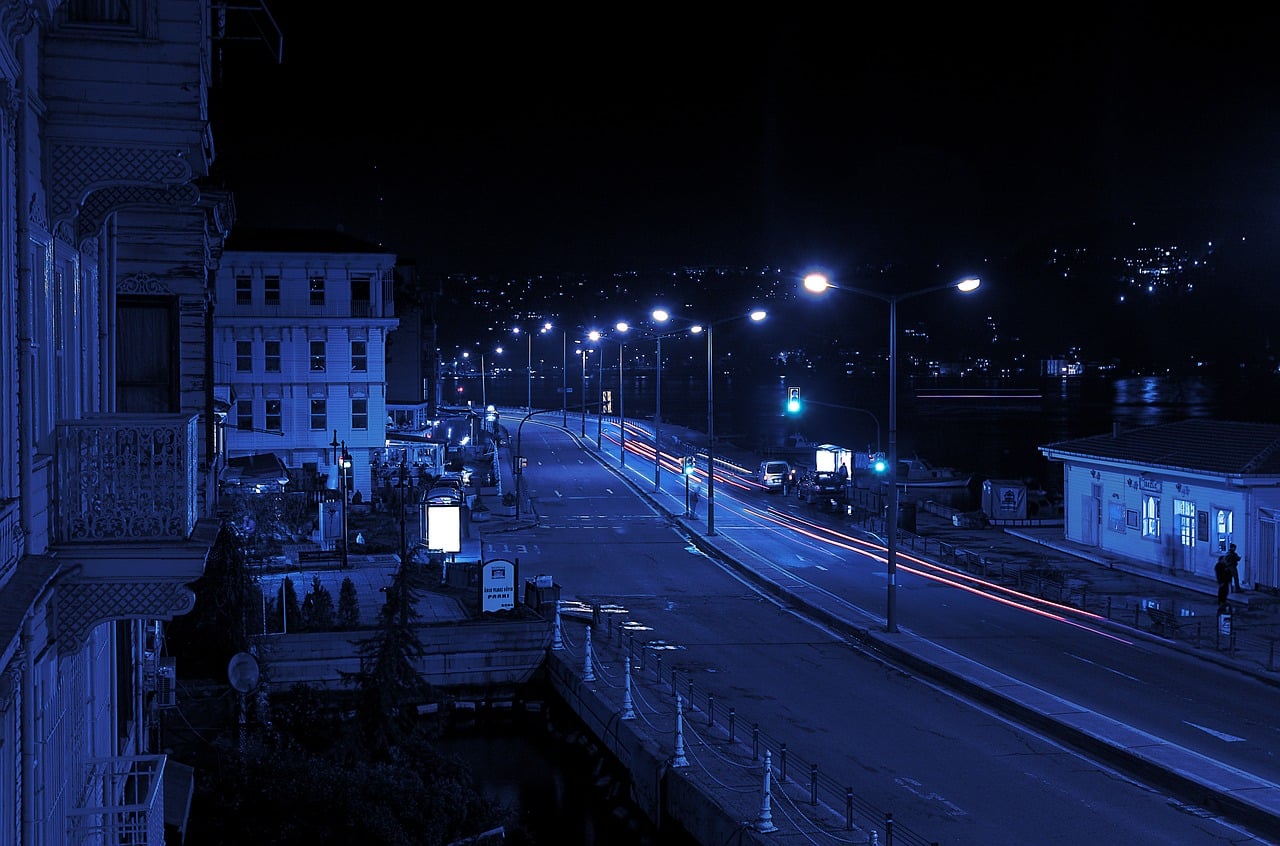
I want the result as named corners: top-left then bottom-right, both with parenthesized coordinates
top-left (309, 274), bottom-right (325, 306)
top-left (1215, 508), bottom-right (1234, 552)
top-left (265, 399), bottom-right (282, 433)
top-left (236, 399), bottom-right (253, 431)
top-left (235, 274), bottom-right (252, 305)
top-left (1175, 499), bottom-right (1195, 550)
top-left (1142, 494), bottom-right (1160, 539)
top-left (351, 275), bottom-right (372, 315)
top-left (310, 399), bottom-right (327, 430)
top-left (352, 398), bottom-right (368, 430)
top-left (264, 274), bottom-right (280, 306)
top-left (351, 340), bottom-right (367, 372)
top-left (264, 340), bottom-right (281, 373)
top-left (236, 340), bottom-right (253, 372)
top-left (310, 341), bottom-right (326, 372)
top-left (117, 296), bottom-right (178, 413)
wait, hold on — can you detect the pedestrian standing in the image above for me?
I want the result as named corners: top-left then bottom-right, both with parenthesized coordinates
top-left (689, 481), bottom-right (701, 518)
top-left (1215, 555), bottom-right (1231, 609)
top-left (1224, 543), bottom-right (1242, 592)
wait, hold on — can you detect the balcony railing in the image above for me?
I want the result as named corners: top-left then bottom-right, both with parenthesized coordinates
top-left (55, 414), bottom-right (199, 544)
top-left (66, 754), bottom-right (166, 845)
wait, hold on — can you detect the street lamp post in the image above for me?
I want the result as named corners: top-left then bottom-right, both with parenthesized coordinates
top-left (560, 330), bottom-right (568, 428)
top-left (588, 323), bottom-right (630, 459)
top-left (330, 430), bottom-right (351, 569)
top-left (696, 309), bottom-right (767, 536)
top-left (579, 347), bottom-right (589, 436)
top-left (803, 272), bottom-right (980, 633)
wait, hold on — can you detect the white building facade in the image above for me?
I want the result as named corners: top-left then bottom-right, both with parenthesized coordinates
top-left (215, 234), bottom-right (399, 500)
top-left (1041, 420), bottom-right (1280, 592)
top-left (0, 1), bottom-right (247, 843)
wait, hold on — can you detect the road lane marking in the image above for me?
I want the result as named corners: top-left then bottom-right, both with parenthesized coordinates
top-left (1065, 652), bottom-right (1144, 683)
top-left (1183, 721), bottom-right (1246, 742)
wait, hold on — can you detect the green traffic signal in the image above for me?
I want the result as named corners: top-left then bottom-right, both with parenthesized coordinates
top-left (871, 452), bottom-right (888, 474)
top-left (785, 387), bottom-right (801, 414)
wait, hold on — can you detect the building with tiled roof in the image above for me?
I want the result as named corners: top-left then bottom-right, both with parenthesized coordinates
top-left (1040, 420), bottom-right (1280, 593)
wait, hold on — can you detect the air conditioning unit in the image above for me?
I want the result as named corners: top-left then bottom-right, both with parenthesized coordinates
top-left (155, 658), bottom-right (177, 709)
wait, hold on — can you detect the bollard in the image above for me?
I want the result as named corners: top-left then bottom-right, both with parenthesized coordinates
top-left (583, 626), bottom-right (595, 682)
top-left (753, 723), bottom-right (760, 761)
top-left (707, 693), bottom-right (715, 727)
top-left (640, 641), bottom-right (646, 671)
top-left (688, 678), bottom-right (694, 700)
top-left (810, 762), bottom-right (818, 805)
top-left (728, 707), bottom-right (736, 743)
top-left (592, 603), bottom-right (600, 626)
top-left (885, 811), bottom-right (894, 846)
top-left (780, 742), bottom-right (788, 782)
top-left (621, 657), bottom-right (635, 720)
top-left (670, 666), bottom-right (677, 695)
top-left (656, 653), bottom-right (662, 683)
top-left (672, 693), bottom-right (689, 768)
top-left (552, 602), bottom-right (564, 651)
top-left (755, 750), bottom-right (777, 832)
top-left (845, 787), bottom-right (853, 830)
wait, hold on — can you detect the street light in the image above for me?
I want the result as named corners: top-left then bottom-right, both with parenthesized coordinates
top-left (693, 309), bottom-right (768, 536)
top-left (330, 430), bottom-right (352, 569)
top-left (803, 272), bottom-right (980, 633)
top-left (649, 308), bottom-right (673, 492)
top-left (587, 323), bottom-right (630, 460)
top-left (577, 346), bottom-right (591, 436)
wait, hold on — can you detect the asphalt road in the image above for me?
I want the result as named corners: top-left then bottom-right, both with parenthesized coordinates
top-left (490, 416), bottom-right (1279, 845)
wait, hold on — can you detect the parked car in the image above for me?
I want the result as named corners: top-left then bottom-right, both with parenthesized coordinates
top-left (756, 460), bottom-right (792, 493)
top-left (797, 471), bottom-right (846, 506)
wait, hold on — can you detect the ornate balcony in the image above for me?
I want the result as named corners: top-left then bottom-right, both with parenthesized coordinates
top-left (55, 414), bottom-right (199, 545)
top-left (66, 755), bottom-right (167, 846)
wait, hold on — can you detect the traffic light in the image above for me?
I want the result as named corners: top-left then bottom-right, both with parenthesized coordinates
top-left (681, 455), bottom-right (696, 476)
top-left (786, 386), bottom-right (801, 414)
top-left (871, 452), bottom-right (889, 474)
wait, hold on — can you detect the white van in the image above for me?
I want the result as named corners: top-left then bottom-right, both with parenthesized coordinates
top-left (756, 460), bottom-right (792, 493)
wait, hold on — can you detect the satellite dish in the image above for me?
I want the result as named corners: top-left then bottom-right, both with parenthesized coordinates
top-left (227, 652), bottom-right (260, 693)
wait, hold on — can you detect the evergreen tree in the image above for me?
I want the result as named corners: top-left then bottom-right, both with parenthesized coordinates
top-left (337, 577), bottom-right (361, 629)
top-left (341, 559), bottom-right (433, 755)
top-left (165, 526), bottom-right (254, 677)
top-left (301, 575), bottom-right (336, 631)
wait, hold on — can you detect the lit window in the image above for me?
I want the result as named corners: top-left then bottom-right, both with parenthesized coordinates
top-left (236, 399), bottom-right (253, 431)
top-left (264, 275), bottom-right (280, 306)
top-left (309, 274), bottom-right (325, 306)
top-left (236, 274), bottom-right (252, 306)
top-left (310, 399), bottom-right (326, 430)
top-left (1141, 494), bottom-right (1160, 539)
top-left (310, 341), bottom-right (326, 372)
top-left (352, 398), bottom-right (368, 430)
top-left (351, 340), bottom-right (367, 372)
top-left (264, 340), bottom-right (281, 373)
top-left (236, 340), bottom-right (252, 372)
top-left (265, 399), bottom-right (282, 433)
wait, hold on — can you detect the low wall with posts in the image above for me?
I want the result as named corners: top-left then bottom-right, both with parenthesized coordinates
top-left (542, 609), bottom-right (901, 845)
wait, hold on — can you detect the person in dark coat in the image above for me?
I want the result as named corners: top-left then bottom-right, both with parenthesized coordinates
top-left (1223, 543), bottom-right (1242, 592)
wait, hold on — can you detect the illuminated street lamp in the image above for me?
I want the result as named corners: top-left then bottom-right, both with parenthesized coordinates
top-left (587, 323), bottom-right (630, 463)
top-left (690, 309), bottom-right (767, 536)
top-left (577, 346), bottom-right (591, 436)
top-left (803, 272), bottom-right (980, 633)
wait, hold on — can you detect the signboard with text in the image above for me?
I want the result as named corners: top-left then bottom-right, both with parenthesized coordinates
top-left (482, 558), bottom-right (516, 612)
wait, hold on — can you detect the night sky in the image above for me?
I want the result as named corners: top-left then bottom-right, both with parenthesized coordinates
top-left (211, 7), bottom-right (1280, 279)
